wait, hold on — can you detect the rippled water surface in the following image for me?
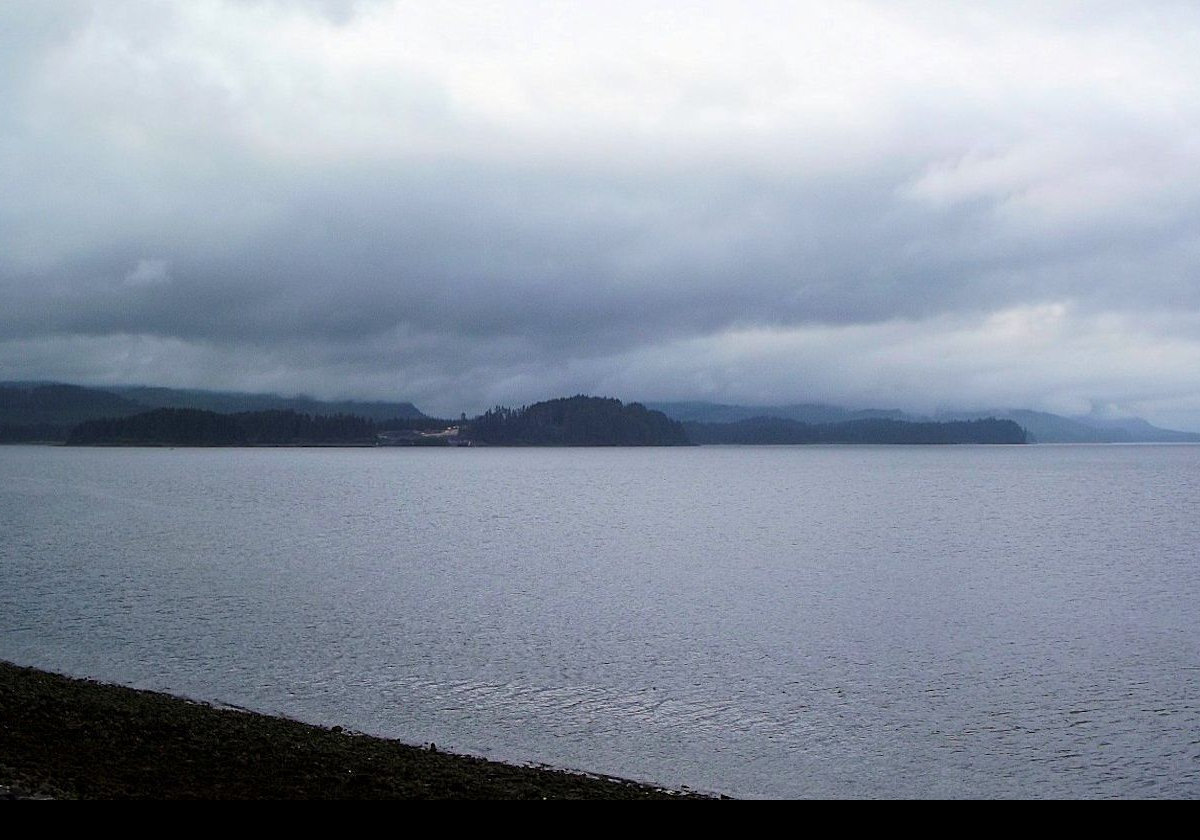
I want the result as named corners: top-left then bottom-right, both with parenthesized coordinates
top-left (3, 444), bottom-right (1199, 798)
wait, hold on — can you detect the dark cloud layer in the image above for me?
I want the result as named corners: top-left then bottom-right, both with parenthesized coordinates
top-left (3, 1), bottom-right (1200, 427)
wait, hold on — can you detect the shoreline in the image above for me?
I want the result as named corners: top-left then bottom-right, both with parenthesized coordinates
top-left (0, 661), bottom-right (712, 799)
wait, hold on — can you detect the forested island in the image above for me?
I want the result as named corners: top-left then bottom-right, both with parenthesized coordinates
top-left (470, 396), bottom-right (690, 446)
top-left (3, 383), bottom-right (1030, 446)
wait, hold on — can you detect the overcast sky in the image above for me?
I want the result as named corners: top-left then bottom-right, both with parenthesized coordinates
top-left (4, 1), bottom-right (1200, 427)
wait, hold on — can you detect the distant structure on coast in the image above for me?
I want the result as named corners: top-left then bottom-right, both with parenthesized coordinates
top-left (376, 426), bottom-right (472, 446)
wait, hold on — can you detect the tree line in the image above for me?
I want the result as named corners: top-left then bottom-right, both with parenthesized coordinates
top-left (469, 396), bottom-right (690, 446)
top-left (65, 408), bottom-right (444, 446)
top-left (11, 398), bottom-right (1028, 447)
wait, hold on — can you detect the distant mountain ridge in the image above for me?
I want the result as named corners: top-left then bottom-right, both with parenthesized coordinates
top-left (7, 384), bottom-right (1199, 445)
top-left (1, 381), bottom-right (426, 440)
top-left (106, 385), bottom-right (426, 422)
top-left (934, 409), bottom-right (1200, 443)
top-left (684, 416), bottom-right (1027, 445)
top-left (0, 383), bottom-right (144, 427)
top-left (645, 401), bottom-right (908, 425)
top-left (649, 402), bottom-right (1200, 443)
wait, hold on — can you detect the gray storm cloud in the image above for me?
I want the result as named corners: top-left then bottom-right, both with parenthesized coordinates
top-left (3, 1), bottom-right (1200, 428)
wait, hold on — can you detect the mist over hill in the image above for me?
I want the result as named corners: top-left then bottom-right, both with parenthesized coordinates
top-left (650, 401), bottom-right (1200, 444)
top-left (645, 402), bottom-right (909, 426)
top-left (6, 382), bottom-right (1200, 446)
top-left (1, 382), bottom-right (426, 442)
top-left (106, 386), bottom-right (426, 422)
top-left (684, 416), bottom-right (1027, 445)
top-left (0, 383), bottom-right (145, 427)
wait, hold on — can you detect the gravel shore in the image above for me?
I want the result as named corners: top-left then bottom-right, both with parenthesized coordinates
top-left (0, 661), bottom-right (711, 799)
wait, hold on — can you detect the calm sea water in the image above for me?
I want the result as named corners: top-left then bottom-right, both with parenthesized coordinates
top-left (2, 444), bottom-right (1198, 798)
